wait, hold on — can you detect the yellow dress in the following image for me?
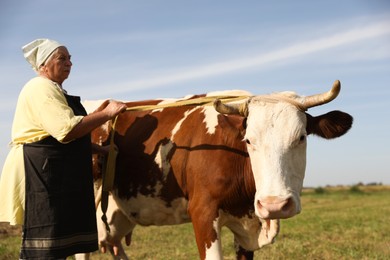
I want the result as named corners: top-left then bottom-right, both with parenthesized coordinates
top-left (0, 77), bottom-right (83, 225)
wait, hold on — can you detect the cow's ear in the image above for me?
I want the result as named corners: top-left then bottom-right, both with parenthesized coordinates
top-left (221, 114), bottom-right (247, 137)
top-left (306, 111), bottom-right (353, 139)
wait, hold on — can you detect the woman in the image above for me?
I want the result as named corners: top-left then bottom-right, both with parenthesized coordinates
top-left (0, 38), bottom-right (127, 259)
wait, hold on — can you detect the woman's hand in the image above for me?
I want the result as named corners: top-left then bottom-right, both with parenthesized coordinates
top-left (63, 100), bottom-right (127, 143)
top-left (97, 100), bottom-right (127, 119)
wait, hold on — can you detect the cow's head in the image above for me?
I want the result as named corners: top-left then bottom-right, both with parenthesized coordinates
top-left (214, 80), bottom-right (353, 219)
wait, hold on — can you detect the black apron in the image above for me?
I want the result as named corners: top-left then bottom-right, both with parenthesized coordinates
top-left (20, 94), bottom-right (98, 259)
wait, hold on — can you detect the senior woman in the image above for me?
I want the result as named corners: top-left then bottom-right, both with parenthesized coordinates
top-left (0, 38), bottom-right (127, 259)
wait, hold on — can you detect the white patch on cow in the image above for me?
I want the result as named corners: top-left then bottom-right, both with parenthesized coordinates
top-left (205, 240), bottom-right (222, 260)
top-left (113, 192), bottom-right (190, 226)
top-left (201, 89), bottom-right (252, 135)
top-left (258, 218), bottom-right (279, 247)
top-left (154, 140), bottom-right (175, 180)
top-left (171, 107), bottom-right (199, 141)
top-left (205, 216), bottom-right (222, 260)
top-left (201, 106), bottom-right (220, 135)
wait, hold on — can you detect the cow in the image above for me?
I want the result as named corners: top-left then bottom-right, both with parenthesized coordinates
top-left (85, 80), bottom-right (353, 259)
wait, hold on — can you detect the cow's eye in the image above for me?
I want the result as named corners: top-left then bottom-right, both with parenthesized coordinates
top-left (299, 135), bottom-right (306, 142)
top-left (245, 139), bottom-right (251, 145)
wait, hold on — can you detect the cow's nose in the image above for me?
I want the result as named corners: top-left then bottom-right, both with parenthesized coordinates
top-left (256, 196), bottom-right (296, 219)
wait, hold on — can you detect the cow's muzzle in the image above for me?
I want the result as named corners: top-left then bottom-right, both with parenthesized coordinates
top-left (256, 196), bottom-right (297, 219)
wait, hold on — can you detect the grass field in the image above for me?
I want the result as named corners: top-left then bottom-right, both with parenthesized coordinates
top-left (1, 185), bottom-right (389, 259)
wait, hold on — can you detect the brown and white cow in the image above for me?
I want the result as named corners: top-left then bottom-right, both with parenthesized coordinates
top-left (87, 80), bottom-right (352, 259)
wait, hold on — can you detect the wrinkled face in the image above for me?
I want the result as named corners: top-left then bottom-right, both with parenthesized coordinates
top-left (244, 100), bottom-right (307, 219)
top-left (39, 46), bottom-right (72, 85)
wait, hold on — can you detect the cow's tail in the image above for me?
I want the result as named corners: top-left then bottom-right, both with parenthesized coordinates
top-left (101, 190), bottom-right (111, 232)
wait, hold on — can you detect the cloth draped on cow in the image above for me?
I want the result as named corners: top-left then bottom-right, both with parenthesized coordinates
top-left (20, 93), bottom-right (98, 259)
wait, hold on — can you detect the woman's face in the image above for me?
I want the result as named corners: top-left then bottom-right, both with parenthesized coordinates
top-left (40, 46), bottom-right (72, 85)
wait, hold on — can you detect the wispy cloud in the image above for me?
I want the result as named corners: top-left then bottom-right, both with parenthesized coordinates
top-left (82, 19), bottom-right (390, 98)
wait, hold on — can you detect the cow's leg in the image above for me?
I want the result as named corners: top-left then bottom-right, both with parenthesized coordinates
top-left (189, 202), bottom-right (222, 260)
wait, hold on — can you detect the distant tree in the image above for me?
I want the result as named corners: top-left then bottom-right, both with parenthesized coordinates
top-left (367, 182), bottom-right (382, 186)
top-left (314, 187), bottom-right (326, 194)
top-left (349, 185), bottom-right (363, 193)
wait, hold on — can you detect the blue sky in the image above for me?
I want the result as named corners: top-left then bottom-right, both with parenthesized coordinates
top-left (0, 0), bottom-right (389, 187)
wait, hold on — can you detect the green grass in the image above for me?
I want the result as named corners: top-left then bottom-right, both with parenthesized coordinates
top-left (1, 186), bottom-right (389, 259)
top-left (0, 236), bottom-right (21, 260)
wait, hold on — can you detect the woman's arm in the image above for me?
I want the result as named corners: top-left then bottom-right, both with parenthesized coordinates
top-left (63, 100), bottom-right (127, 143)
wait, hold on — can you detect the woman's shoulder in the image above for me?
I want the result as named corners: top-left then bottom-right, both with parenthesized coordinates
top-left (22, 77), bottom-right (62, 96)
top-left (25, 76), bottom-right (56, 88)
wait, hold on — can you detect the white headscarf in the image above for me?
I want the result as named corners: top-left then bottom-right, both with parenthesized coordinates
top-left (22, 39), bottom-right (64, 72)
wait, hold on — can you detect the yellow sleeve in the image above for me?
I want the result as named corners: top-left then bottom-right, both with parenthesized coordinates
top-left (14, 77), bottom-right (83, 143)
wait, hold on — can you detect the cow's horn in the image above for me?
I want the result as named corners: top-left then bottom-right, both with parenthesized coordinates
top-left (303, 80), bottom-right (341, 109)
top-left (213, 99), bottom-right (249, 117)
